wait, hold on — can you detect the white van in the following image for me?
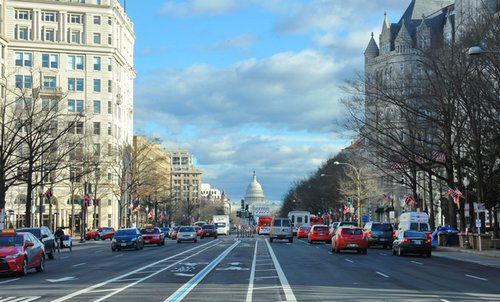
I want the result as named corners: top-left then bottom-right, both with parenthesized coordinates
top-left (396, 212), bottom-right (431, 237)
top-left (288, 211), bottom-right (310, 235)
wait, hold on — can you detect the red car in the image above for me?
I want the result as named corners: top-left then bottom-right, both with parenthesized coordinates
top-left (195, 226), bottom-right (203, 237)
top-left (308, 225), bottom-right (330, 243)
top-left (331, 226), bottom-right (368, 254)
top-left (85, 227), bottom-right (116, 241)
top-left (171, 227), bottom-right (179, 240)
top-left (297, 225), bottom-right (310, 239)
top-left (200, 224), bottom-right (218, 239)
top-left (140, 227), bottom-right (165, 246)
top-left (0, 229), bottom-right (45, 275)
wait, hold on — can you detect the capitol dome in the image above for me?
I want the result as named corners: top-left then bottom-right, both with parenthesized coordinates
top-left (245, 171), bottom-right (265, 204)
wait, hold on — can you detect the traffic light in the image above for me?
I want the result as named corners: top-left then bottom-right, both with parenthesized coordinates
top-left (241, 199), bottom-right (245, 209)
top-left (245, 204), bottom-right (249, 211)
top-left (347, 198), bottom-right (352, 206)
top-left (236, 210), bottom-right (241, 218)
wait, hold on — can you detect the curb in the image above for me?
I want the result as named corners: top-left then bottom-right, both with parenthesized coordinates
top-left (436, 246), bottom-right (500, 259)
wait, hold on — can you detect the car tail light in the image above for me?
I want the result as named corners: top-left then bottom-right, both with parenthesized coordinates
top-left (426, 239), bottom-right (430, 244)
top-left (368, 231), bottom-right (372, 237)
top-left (426, 233), bottom-right (432, 239)
top-left (392, 231), bottom-right (395, 237)
top-left (403, 238), bottom-right (411, 243)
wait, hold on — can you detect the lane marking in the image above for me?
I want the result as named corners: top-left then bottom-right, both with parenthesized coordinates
top-left (345, 259), bottom-right (354, 263)
top-left (253, 286), bottom-right (283, 290)
top-left (246, 240), bottom-right (258, 302)
top-left (465, 274), bottom-right (488, 281)
top-left (71, 263), bottom-right (86, 267)
top-left (0, 297), bottom-right (41, 302)
top-left (114, 254), bottom-right (123, 258)
top-left (376, 271), bottom-right (390, 278)
top-left (265, 239), bottom-right (297, 302)
top-left (0, 278), bottom-right (20, 285)
top-left (165, 240), bottom-right (241, 302)
top-left (440, 299), bottom-right (451, 302)
top-left (255, 269), bottom-right (276, 272)
top-left (255, 276), bottom-right (279, 279)
top-left (53, 240), bottom-right (218, 302)
top-left (379, 253), bottom-right (387, 256)
top-left (411, 261), bottom-right (423, 265)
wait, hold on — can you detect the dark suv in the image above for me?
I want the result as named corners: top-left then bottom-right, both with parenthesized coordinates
top-left (200, 224), bottom-right (218, 239)
top-left (17, 226), bottom-right (57, 259)
top-left (363, 221), bottom-right (394, 249)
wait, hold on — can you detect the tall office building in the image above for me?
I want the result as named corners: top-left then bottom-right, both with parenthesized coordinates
top-left (3, 0), bottom-right (135, 230)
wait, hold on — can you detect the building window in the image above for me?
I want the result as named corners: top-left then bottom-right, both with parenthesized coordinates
top-left (69, 30), bottom-right (81, 44)
top-left (15, 10), bottom-right (32, 20)
top-left (93, 143), bottom-right (101, 156)
top-left (68, 14), bottom-right (82, 24)
top-left (93, 122), bottom-right (101, 135)
top-left (93, 56), bottom-right (101, 71)
top-left (93, 33), bottom-right (101, 44)
top-left (108, 17), bottom-right (112, 25)
top-left (108, 101), bottom-right (112, 114)
top-left (107, 122), bottom-right (112, 135)
top-left (43, 76), bottom-right (56, 89)
top-left (42, 54), bottom-right (58, 69)
top-left (108, 57), bottom-right (112, 71)
top-left (68, 121), bottom-right (84, 135)
top-left (68, 78), bottom-right (84, 92)
top-left (15, 52), bottom-right (32, 67)
top-left (93, 79), bottom-right (101, 92)
top-left (18, 27), bottom-right (30, 40)
top-left (67, 55), bottom-right (84, 70)
top-left (108, 80), bottom-right (112, 93)
top-left (93, 100), bottom-right (101, 113)
top-left (41, 98), bottom-right (58, 112)
top-left (67, 99), bottom-right (84, 113)
top-left (93, 15), bottom-right (101, 25)
top-left (108, 34), bottom-right (112, 45)
top-left (44, 28), bottom-right (55, 42)
top-left (42, 12), bottom-right (57, 22)
top-left (15, 75), bottom-right (32, 89)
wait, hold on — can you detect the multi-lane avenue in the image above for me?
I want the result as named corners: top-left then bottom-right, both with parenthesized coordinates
top-left (1, 235), bottom-right (499, 302)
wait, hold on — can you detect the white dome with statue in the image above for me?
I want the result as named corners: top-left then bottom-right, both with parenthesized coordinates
top-left (245, 171), bottom-right (265, 204)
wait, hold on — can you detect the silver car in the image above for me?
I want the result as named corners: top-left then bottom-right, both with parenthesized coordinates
top-left (269, 217), bottom-right (293, 243)
top-left (177, 226), bottom-right (197, 243)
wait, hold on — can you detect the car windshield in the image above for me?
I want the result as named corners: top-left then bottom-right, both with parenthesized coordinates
top-left (140, 228), bottom-right (159, 234)
top-left (202, 225), bottom-right (215, 230)
top-left (410, 223), bottom-right (430, 231)
top-left (179, 227), bottom-right (194, 232)
top-left (116, 229), bottom-right (136, 236)
top-left (341, 228), bottom-right (363, 235)
top-left (372, 223), bottom-right (393, 231)
top-left (17, 228), bottom-right (41, 238)
top-left (0, 236), bottom-right (23, 246)
top-left (340, 222), bottom-right (357, 226)
top-left (404, 231), bottom-right (427, 238)
top-left (214, 223), bottom-right (226, 228)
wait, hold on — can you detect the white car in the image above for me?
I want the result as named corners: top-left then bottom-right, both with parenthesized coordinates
top-left (177, 226), bottom-right (197, 243)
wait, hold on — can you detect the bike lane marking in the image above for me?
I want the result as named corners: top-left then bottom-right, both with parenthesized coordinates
top-left (164, 240), bottom-right (241, 302)
top-left (52, 240), bottom-right (219, 302)
top-left (265, 239), bottom-right (297, 302)
top-left (245, 239), bottom-right (258, 302)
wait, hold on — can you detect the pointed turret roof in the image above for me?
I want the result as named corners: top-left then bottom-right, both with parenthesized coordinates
top-left (364, 32), bottom-right (379, 58)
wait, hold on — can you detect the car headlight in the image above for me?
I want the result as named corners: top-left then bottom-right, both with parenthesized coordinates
top-left (5, 252), bottom-right (22, 259)
top-left (112, 238), bottom-right (117, 243)
top-left (131, 238), bottom-right (137, 242)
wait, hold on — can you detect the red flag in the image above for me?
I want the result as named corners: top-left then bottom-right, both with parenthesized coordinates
top-left (447, 188), bottom-right (462, 209)
top-left (147, 210), bottom-right (154, 219)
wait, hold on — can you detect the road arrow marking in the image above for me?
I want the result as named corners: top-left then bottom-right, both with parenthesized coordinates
top-left (46, 276), bottom-right (77, 283)
top-left (216, 266), bottom-right (249, 271)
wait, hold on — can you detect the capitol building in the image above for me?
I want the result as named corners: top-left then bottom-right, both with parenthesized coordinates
top-left (244, 172), bottom-right (271, 217)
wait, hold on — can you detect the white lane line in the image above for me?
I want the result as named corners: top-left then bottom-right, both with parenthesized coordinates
top-left (53, 240), bottom-right (218, 302)
top-left (246, 240), bottom-right (258, 302)
top-left (440, 299), bottom-right (451, 302)
top-left (253, 286), bottom-right (283, 290)
top-left (345, 259), bottom-right (354, 263)
top-left (410, 261), bottom-right (423, 265)
top-left (255, 269), bottom-right (276, 272)
top-left (265, 239), bottom-right (297, 302)
top-left (328, 252), bottom-right (333, 255)
top-left (255, 276), bottom-right (279, 279)
top-left (0, 278), bottom-right (20, 285)
top-left (114, 254), bottom-right (123, 258)
top-left (60, 256), bottom-right (69, 259)
top-left (165, 240), bottom-right (240, 302)
top-left (71, 262), bottom-right (86, 267)
top-left (379, 253), bottom-right (387, 256)
top-left (465, 274), bottom-right (488, 281)
top-left (376, 271), bottom-right (390, 278)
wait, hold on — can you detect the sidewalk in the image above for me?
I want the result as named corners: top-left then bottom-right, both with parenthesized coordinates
top-left (433, 245), bottom-right (500, 268)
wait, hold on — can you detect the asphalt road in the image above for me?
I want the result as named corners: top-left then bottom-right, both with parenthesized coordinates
top-left (1, 235), bottom-right (499, 302)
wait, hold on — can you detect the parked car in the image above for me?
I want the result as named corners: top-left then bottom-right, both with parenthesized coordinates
top-left (269, 217), bottom-right (293, 243)
top-left (392, 230), bottom-right (431, 257)
top-left (363, 221), bottom-right (395, 249)
top-left (160, 227), bottom-right (171, 238)
top-left (308, 225), bottom-right (331, 243)
top-left (297, 224), bottom-right (311, 239)
top-left (0, 229), bottom-right (45, 276)
top-left (330, 221), bottom-right (357, 237)
top-left (86, 227), bottom-right (116, 241)
top-left (140, 227), bottom-right (165, 246)
top-left (17, 226), bottom-right (56, 259)
top-left (177, 226), bottom-right (197, 243)
top-left (331, 226), bottom-right (368, 254)
top-left (200, 224), bottom-right (218, 239)
top-left (111, 228), bottom-right (144, 251)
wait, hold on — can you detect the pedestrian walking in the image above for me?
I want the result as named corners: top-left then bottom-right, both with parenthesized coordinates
top-left (55, 227), bottom-right (65, 249)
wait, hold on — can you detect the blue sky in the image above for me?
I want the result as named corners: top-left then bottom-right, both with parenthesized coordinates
top-left (124, 0), bottom-right (410, 204)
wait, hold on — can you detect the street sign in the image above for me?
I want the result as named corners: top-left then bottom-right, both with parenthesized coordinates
top-left (362, 215), bottom-right (368, 222)
top-left (389, 211), bottom-right (395, 219)
top-left (475, 219), bottom-right (481, 228)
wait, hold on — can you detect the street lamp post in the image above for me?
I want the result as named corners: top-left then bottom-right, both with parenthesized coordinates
top-left (333, 161), bottom-right (362, 226)
top-left (38, 186), bottom-right (44, 227)
top-left (467, 46), bottom-right (500, 56)
top-left (463, 176), bottom-right (471, 248)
